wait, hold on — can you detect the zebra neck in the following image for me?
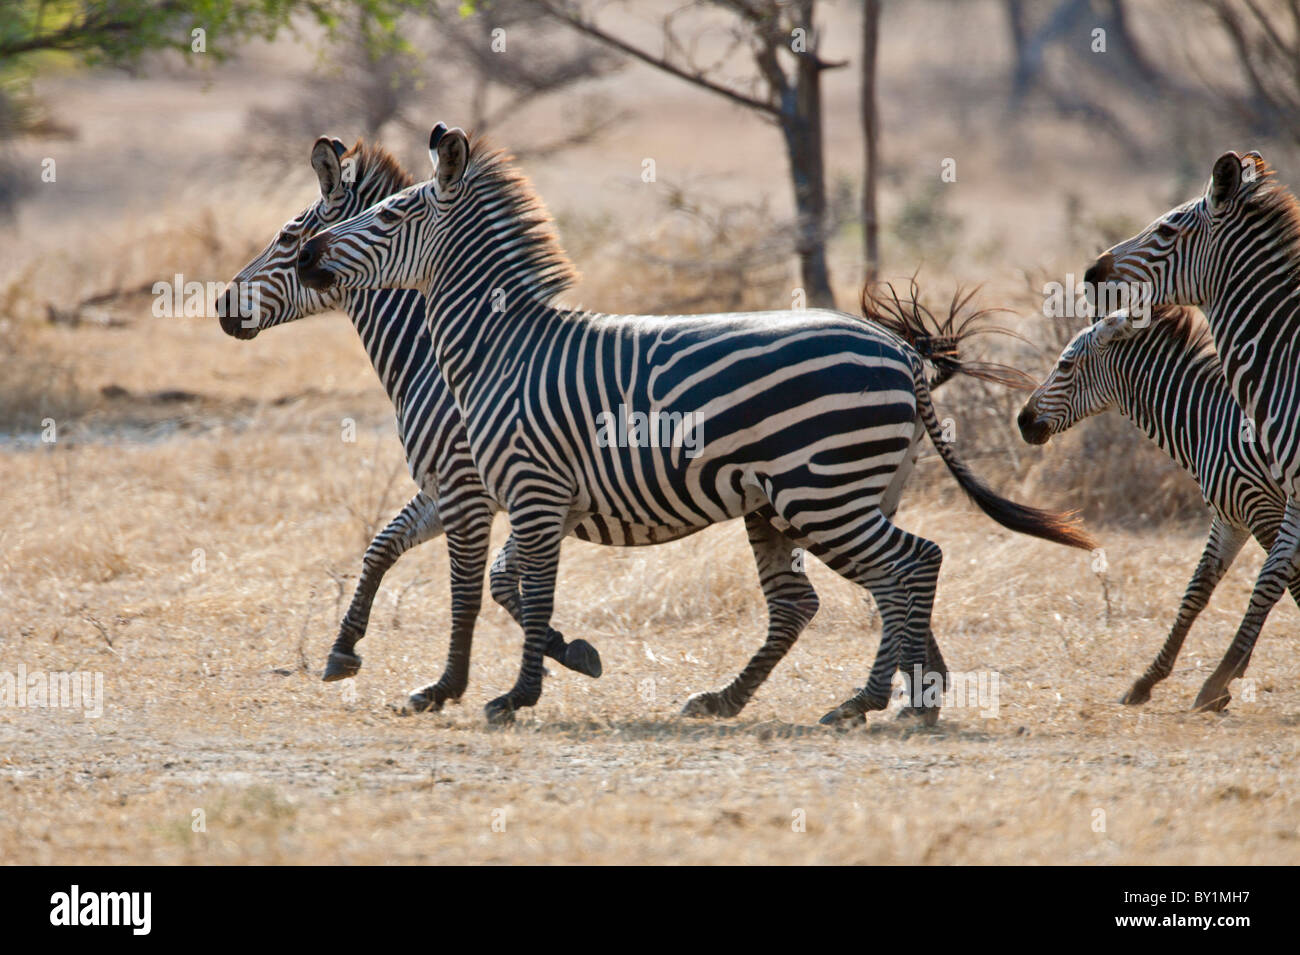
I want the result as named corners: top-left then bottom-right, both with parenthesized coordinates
top-left (1110, 337), bottom-right (1217, 474)
top-left (424, 283), bottom-right (565, 399)
top-left (1206, 205), bottom-right (1300, 420)
top-left (342, 287), bottom-right (430, 411)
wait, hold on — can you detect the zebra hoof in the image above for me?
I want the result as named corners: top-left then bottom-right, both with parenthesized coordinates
top-left (681, 690), bottom-right (742, 719)
top-left (563, 639), bottom-right (603, 679)
top-left (1119, 682), bottom-right (1151, 705)
top-left (1191, 686), bottom-right (1230, 713)
top-left (818, 704), bottom-right (867, 727)
top-left (322, 650), bottom-right (362, 682)
top-left (904, 706), bottom-right (946, 727)
top-left (405, 685), bottom-right (447, 714)
top-left (485, 695), bottom-right (517, 725)
top-left (895, 705), bottom-right (940, 725)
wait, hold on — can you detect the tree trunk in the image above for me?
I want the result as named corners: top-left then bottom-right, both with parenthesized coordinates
top-left (861, 0), bottom-right (880, 284)
top-left (531, 0), bottom-right (839, 307)
top-left (782, 0), bottom-right (836, 310)
top-left (1006, 0), bottom-right (1030, 100)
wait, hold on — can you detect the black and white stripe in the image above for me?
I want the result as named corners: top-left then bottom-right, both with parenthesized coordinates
top-left (1020, 306), bottom-right (1297, 704)
top-left (1088, 151), bottom-right (1300, 711)
top-left (222, 137), bottom-right (945, 718)
top-left (297, 124), bottom-right (1094, 724)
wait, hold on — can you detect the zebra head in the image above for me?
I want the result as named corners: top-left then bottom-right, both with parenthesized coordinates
top-left (1017, 310), bottom-right (1142, 445)
top-left (1084, 151), bottom-right (1270, 310)
top-left (297, 124), bottom-right (471, 297)
top-left (218, 137), bottom-right (414, 339)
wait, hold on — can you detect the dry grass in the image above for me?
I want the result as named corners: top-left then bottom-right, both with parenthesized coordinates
top-left (4, 0), bottom-right (1300, 866)
top-left (2, 279), bottom-right (1299, 865)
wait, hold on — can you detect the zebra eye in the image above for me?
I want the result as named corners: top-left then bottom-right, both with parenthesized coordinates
top-left (377, 208), bottom-right (402, 225)
top-left (1155, 223), bottom-right (1178, 239)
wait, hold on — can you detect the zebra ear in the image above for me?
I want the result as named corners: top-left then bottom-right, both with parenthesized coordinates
top-left (1209, 151), bottom-right (1243, 212)
top-left (311, 136), bottom-right (347, 199)
top-left (1240, 150), bottom-right (1266, 188)
top-left (1097, 310), bottom-right (1136, 346)
top-left (431, 126), bottom-right (469, 190)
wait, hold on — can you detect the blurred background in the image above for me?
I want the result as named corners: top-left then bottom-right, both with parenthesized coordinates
top-left (5, 0), bottom-right (1298, 526)
top-left (6, 2), bottom-right (1300, 866)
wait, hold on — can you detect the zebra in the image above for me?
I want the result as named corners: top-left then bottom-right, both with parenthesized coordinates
top-left (1019, 305), bottom-right (1300, 705)
top-left (218, 137), bottom-right (603, 714)
top-left (295, 123), bottom-right (1095, 725)
top-left (1085, 150), bottom-right (1300, 711)
top-left (218, 137), bottom-right (965, 719)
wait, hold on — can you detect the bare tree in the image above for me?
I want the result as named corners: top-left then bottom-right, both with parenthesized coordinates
top-left (530, 0), bottom-right (845, 308)
top-left (1195, 0), bottom-right (1300, 146)
top-left (245, 2), bottom-right (624, 169)
top-left (422, 1), bottom-right (628, 158)
top-left (1002, 0), bottom-right (1165, 148)
top-left (861, 0), bottom-right (880, 283)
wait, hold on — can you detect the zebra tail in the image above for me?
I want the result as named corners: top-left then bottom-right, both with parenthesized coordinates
top-left (914, 363), bottom-right (1097, 551)
top-left (859, 277), bottom-right (1036, 392)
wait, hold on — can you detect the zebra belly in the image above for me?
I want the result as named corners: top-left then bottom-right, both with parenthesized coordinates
top-left (547, 384), bottom-right (918, 528)
top-left (460, 307), bottom-right (922, 528)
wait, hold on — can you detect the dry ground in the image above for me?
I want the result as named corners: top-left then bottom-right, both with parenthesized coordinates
top-left (3, 0), bottom-right (1299, 866)
top-left (2, 306), bottom-right (1298, 865)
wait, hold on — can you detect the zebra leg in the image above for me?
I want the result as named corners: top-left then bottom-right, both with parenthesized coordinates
top-left (893, 628), bottom-right (950, 720)
top-left (484, 511), bottom-right (567, 725)
top-left (1193, 500), bottom-right (1300, 712)
top-left (488, 536), bottom-right (603, 678)
top-left (753, 504), bottom-right (942, 727)
top-left (323, 493), bottom-right (442, 681)
top-left (857, 422), bottom-right (949, 719)
top-left (1121, 517), bottom-right (1249, 705)
top-left (819, 534), bottom-right (943, 726)
top-left (787, 516), bottom-right (950, 721)
top-left (819, 577), bottom-right (915, 726)
top-left (406, 501), bottom-right (494, 713)
top-left (681, 513), bottom-right (819, 718)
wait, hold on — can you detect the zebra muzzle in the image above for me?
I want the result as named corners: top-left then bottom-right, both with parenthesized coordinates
top-left (1083, 252), bottom-right (1115, 294)
top-left (217, 286), bottom-right (259, 339)
top-left (1017, 403), bottom-right (1051, 445)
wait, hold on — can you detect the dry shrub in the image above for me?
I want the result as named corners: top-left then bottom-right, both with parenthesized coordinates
top-left (893, 282), bottom-right (1209, 529)
top-left (0, 185), bottom-right (306, 434)
top-left (1019, 412), bottom-right (1209, 526)
top-left (565, 183), bottom-right (793, 315)
top-left (0, 265), bottom-right (90, 431)
top-left (0, 327), bottom-right (88, 432)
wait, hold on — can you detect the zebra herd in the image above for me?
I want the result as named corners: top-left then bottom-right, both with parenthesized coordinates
top-left (219, 129), bottom-right (1298, 724)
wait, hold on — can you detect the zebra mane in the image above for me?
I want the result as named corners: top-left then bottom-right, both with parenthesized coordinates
top-left (1145, 304), bottom-right (1216, 358)
top-left (1137, 304), bottom-right (1222, 379)
top-left (1241, 158), bottom-right (1300, 267)
top-left (342, 139), bottom-right (416, 203)
top-left (458, 137), bottom-right (580, 304)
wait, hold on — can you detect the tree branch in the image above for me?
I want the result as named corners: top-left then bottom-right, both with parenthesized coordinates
top-left (527, 0), bottom-right (780, 115)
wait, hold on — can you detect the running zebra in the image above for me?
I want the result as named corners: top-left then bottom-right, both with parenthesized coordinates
top-left (219, 137), bottom-right (602, 714)
top-left (295, 123), bottom-right (1095, 724)
top-left (218, 138), bottom-right (965, 718)
top-left (1019, 306), bottom-right (1299, 705)
top-left (1085, 151), bottom-right (1300, 711)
